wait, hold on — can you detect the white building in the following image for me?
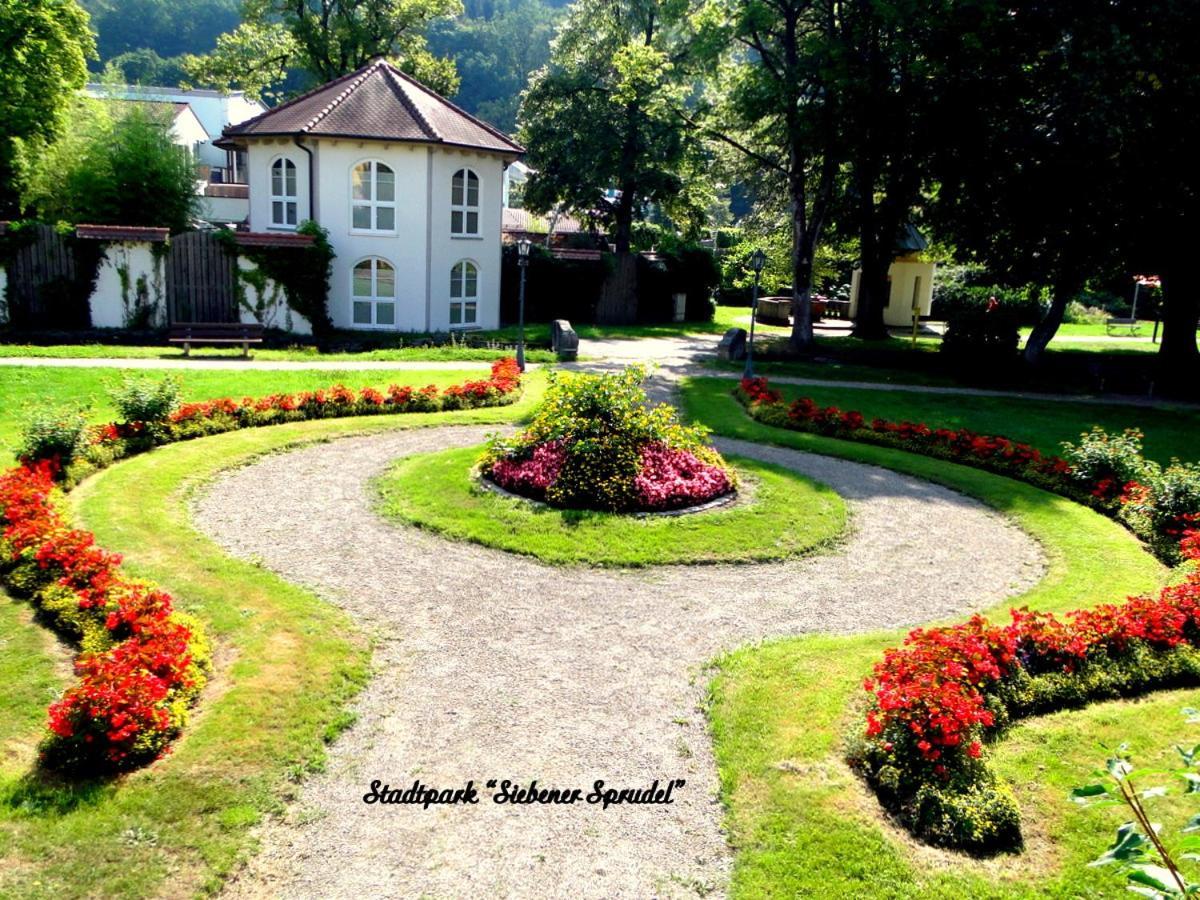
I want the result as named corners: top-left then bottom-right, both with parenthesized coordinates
top-left (218, 60), bottom-right (524, 333)
top-left (848, 224), bottom-right (937, 328)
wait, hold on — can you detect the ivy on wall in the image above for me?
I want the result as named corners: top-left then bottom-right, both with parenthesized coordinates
top-left (217, 221), bottom-right (335, 335)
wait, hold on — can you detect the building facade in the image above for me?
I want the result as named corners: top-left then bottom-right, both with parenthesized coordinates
top-left (219, 60), bottom-right (524, 333)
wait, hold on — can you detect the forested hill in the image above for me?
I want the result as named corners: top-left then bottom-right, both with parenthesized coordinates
top-left (80, 0), bottom-right (568, 132)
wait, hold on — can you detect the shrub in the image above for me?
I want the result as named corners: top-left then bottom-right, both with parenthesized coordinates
top-left (939, 305), bottom-right (1021, 368)
top-left (849, 531), bottom-right (1200, 852)
top-left (18, 405), bottom-right (89, 466)
top-left (110, 374), bottom-right (181, 425)
top-left (481, 366), bottom-right (735, 512)
top-left (931, 283), bottom-right (1045, 327)
top-left (1060, 427), bottom-right (1154, 501)
top-left (1062, 300), bottom-right (1108, 325)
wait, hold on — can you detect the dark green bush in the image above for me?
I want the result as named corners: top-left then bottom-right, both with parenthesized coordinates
top-left (18, 406), bottom-right (89, 465)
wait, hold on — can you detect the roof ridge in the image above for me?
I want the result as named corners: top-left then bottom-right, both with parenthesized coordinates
top-left (380, 63), bottom-right (442, 142)
top-left (388, 64), bottom-right (524, 154)
top-left (222, 65), bottom-right (368, 137)
top-left (301, 62), bottom-right (381, 133)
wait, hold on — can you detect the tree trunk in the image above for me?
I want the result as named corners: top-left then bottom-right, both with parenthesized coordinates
top-left (787, 172), bottom-right (815, 353)
top-left (1158, 263), bottom-right (1200, 392)
top-left (853, 254), bottom-right (891, 340)
top-left (1023, 284), bottom-right (1072, 366)
top-left (596, 251), bottom-right (638, 325)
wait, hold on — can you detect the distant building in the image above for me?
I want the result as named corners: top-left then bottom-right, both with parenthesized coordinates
top-left (848, 224), bottom-right (937, 328)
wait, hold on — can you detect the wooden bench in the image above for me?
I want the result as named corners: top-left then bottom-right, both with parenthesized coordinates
top-left (1106, 317), bottom-right (1144, 336)
top-left (168, 323), bottom-right (265, 357)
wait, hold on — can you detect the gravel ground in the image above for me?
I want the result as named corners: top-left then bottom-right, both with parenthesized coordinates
top-left (196, 426), bottom-right (1043, 899)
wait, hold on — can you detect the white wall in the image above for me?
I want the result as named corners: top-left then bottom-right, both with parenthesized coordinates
top-left (429, 148), bottom-right (504, 332)
top-left (245, 136), bottom-right (505, 333)
top-left (90, 242), bottom-right (166, 328)
top-left (849, 259), bottom-right (937, 328)
top-left (236, 256), bottom-right (312, 335)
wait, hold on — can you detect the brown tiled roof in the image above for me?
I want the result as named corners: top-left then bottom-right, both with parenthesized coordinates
top-left (232, 231), bottom-right (316, 248)
top-left (75, 225), bottom-right (170, 242)
top-left (220, 60), bottom-right (523, 156)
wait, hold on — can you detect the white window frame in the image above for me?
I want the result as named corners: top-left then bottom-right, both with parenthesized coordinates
top-left (450, 168), bottom-right (480, 237)
top-left (270, 157), bottom-right (299, 229)
top-left (351, 257), bottom-right (398, 329)
top-left (350, 160), bottom-right (397, 235)
top-left (449, 259), bottom-right (479, 328)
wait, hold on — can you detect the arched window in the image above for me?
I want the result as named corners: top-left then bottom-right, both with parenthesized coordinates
top-left (270, 158), bottom-right (298, 228)
top-left (451, 168), bottom-right (479, 236)
top-left (449, 260), bottom-right (478, 326)
top-left (352, 257), bottom-right (396, 327)
top-left (351, 161), bottom-right (396, 232)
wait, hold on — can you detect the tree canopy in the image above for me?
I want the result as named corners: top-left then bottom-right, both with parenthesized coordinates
top-left (25, 98), bottom-right (200, 232)
top-left (0, 0), bottom-right (95, 216)
top-left (183, 0), bottom-right (463, 102)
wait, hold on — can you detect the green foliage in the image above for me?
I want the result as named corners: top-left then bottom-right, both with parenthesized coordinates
top-left (0, 0), bottom-right (95, 215)
top-left (222, 220), bottom-right (336, 334)
top-left (931, 283), bottom-right (1046, 327)
top-left (427, 0), bottom-right (563, 133)
top-left (1061, 427), bottom-right (1154, 491)
top-left (100, 48), bottom-right (189, 86)
top-left (184, 0), bottom-right (462, 103)
top-left (110, 373), bottom-right (181, 424)
top-left (26, 99), bottom-right (200, 231)
top-left (81, 0), bottom-right (238, 62)
top-left (482, 366), bottom-right (730, 510)
top-left (17, 405), bottom-right (89, 465)
top-left (1071, 720), bottom-right (1200, 898)
top-left (518, 0), bottom-right (701, 251)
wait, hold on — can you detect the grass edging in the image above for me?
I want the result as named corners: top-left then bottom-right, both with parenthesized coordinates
top-left (374, 445), bottom-right (847, 567)
top-left (680, 376), bottom-right (1181, 898)
top-left (0, 376), bottom-right (546, 899)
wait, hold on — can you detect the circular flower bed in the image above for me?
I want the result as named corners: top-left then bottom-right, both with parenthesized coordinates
top-left (480, 367), bottom-right (736, 513)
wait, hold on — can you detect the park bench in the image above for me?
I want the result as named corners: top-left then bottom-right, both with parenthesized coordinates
top-left (1105, 317), bottom-right (1143, 336)
top-left (168, 322), bottom-right (265, 357)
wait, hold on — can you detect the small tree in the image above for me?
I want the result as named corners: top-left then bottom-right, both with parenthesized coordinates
top-left (27, 100), bottom-right (200, 232)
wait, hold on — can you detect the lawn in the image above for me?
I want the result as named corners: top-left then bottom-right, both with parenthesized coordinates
top-left (754, 380), bottom-right (1200, 463)
top-left (0, 342), bottom-right (557, 364)
top-left (679, 376), bottom-right (1191, 898)
top-left (374, 445), bottom-right (846, 566)
top-left (0, 365), bottom-right (486, 464)
top-left (0, 372), bottom-right (548, 899)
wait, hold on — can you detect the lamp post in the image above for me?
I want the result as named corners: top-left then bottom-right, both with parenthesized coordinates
top-left (516, 238), bottom-right (531, 372)
top-left (744, 248), bottom-right (767, 379)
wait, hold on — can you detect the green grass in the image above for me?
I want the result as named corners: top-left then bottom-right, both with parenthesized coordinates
top-left (680, 376), bottom-right (1191, 898)
top-left (0, 372), bottom-right (547, 899)
top-left (755, 381), bottom-right (1200, 464)
top-left (374, 445), bottom-right (845, 567)
top-left (0, 365), bottom-right (486, 465)
top-left (0, 342), bottom-right (556, 363)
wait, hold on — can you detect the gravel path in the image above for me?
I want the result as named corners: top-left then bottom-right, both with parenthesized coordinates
top-left (197, 426), bottom-right (1043, 899)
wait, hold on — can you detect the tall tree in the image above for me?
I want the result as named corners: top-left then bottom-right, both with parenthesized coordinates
top-left (184, 0), bottom-right (462, 101)
top-left (691, 0), bottom-right (840, 352)
top-left (518, 0), bottom-right (697, 322)
top-left (0, 0), bottom-right (95, 217)
top-left (81, 0), bottom-right (239, 62)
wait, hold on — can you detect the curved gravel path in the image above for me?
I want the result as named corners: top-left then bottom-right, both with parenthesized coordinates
top-left (197, 426), bottom-right (1044, 899)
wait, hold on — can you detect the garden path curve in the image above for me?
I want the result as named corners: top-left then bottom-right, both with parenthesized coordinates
top-left (196, 425), bottom-right (1044, 899)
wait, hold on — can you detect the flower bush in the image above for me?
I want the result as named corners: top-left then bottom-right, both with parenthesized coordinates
top-left (0, 461), bottom-right (210, 772)
top-left (482, 366), bottom-right (735, 512)
top-left (735, 377), bottom-right (1200, 564)
top-left (23, 358), bottom-right (522, 486)
top-left (847, 530), bottom-right (1200, 852)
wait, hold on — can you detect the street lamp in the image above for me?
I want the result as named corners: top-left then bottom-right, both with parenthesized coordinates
top-left (517, 238), bottom-right (531, 372)
top-left (744, 248), bottom-right (767, 379)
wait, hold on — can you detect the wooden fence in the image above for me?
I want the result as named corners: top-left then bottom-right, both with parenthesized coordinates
top-left (166, 231), bottom-right (237, 323)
